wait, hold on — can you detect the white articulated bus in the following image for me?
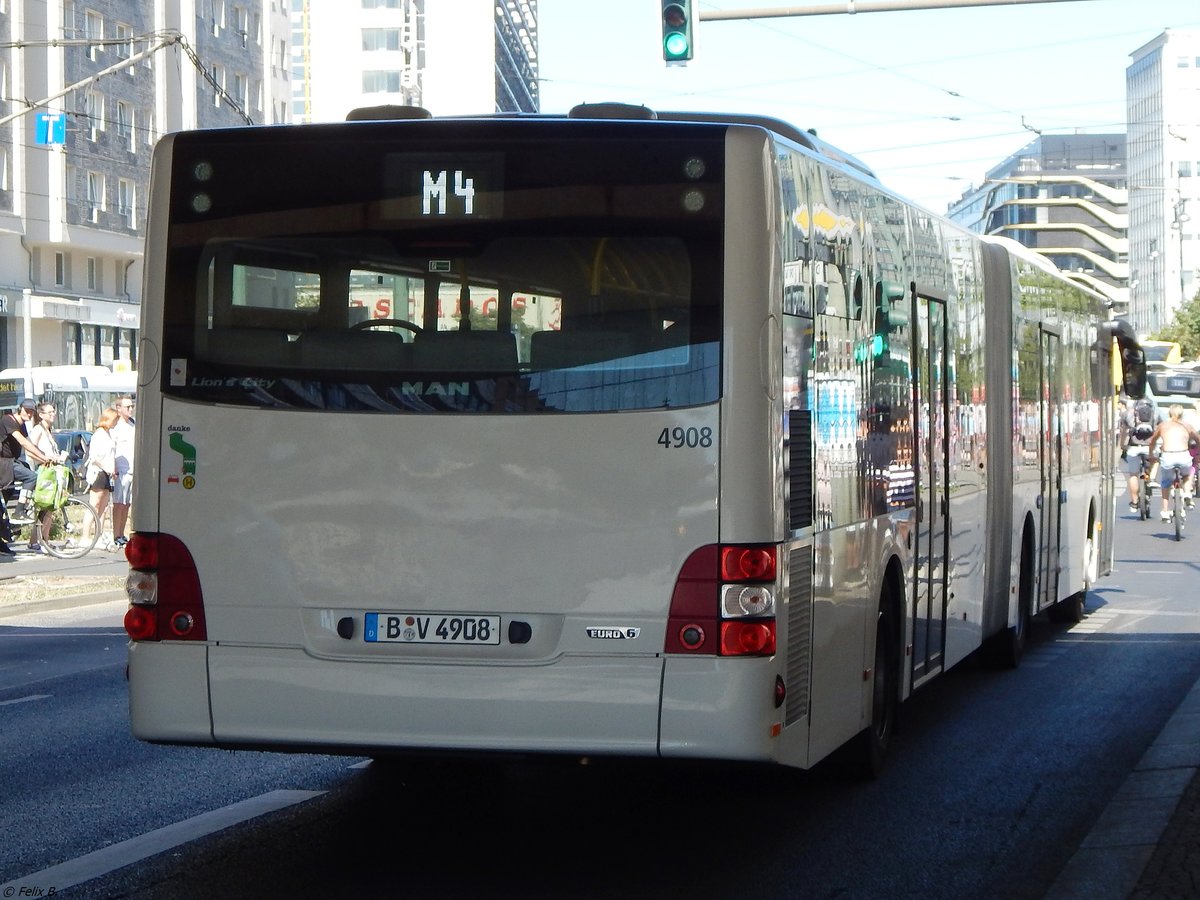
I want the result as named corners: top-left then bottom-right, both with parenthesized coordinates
top-left (124, 104), bottom-right (1144, 774)
top-left (0, 364), bottom-right (137, 432)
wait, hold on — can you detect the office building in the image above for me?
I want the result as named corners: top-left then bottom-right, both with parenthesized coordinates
top-left (1126, 28), bottom-right (1200, 335)
top-left (291, 0), bottom-right (538, 123)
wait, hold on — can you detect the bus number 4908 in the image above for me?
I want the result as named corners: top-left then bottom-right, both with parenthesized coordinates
top-left (657, 426), bottom-right (713, 449)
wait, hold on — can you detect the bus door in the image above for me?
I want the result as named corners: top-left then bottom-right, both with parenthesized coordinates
top-left (912, 293), bottom-right (950, 684)
top-left (1039, 328), bottom-right (1063, 608)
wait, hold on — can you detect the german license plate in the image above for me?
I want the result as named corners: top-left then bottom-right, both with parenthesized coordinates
top-left (364, 613), bottom-right (501, 645)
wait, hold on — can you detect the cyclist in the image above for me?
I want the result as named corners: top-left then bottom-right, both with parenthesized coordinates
top-left (1121, 396), bottom-right (1160, 513)
top-left (1148, 404), bottom-right (1199, 522)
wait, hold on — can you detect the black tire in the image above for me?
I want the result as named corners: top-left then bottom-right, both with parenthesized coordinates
top-left (1049, 591), bottom-right (1085, 624)
top-left (43, 497), bottom-right (101, 559)
top-left (843, 599), bottom-right (898, 780)
top-left (1176, 488), bottom-right (1184, 541)
top-left (991, 536), bottom-right (1033, 668)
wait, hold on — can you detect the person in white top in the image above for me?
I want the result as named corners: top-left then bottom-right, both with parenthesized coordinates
top-left (111, 395), bottom-right (136, 549)
top-left (86, 407), bottom-right (119, 546)
top-left (1148, 404), bottom-right (1199, 521)
top-left (26, 402), bottom-right (66, 553)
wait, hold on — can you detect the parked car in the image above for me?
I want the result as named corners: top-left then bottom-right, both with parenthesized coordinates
top-left (54, 430), bottom-right (91, 494)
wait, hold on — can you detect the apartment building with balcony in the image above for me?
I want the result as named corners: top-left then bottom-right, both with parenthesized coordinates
top-left (0, 0), bottom-right (290, 373)
top-left (946, 134), bottom-right (1128, 310)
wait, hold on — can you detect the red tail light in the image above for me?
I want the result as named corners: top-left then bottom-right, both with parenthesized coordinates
top-left (666, 543), bottom-right (778, 657)
top-left (123, 532), bottom-right (206, 642)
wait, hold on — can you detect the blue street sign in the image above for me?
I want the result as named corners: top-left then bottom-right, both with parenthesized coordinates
top-left (35, 113), bottom-right (67, 146)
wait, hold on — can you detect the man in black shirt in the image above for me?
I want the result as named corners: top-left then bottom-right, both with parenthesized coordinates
top-left (0, 401), bottom-right (57, 554)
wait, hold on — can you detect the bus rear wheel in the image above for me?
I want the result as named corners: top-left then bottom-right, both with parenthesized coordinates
top-left (843, 599), bottom-right (898, 779)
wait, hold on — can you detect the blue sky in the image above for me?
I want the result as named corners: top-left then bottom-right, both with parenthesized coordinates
top-left (537, 0), bottom-right (1200, 212)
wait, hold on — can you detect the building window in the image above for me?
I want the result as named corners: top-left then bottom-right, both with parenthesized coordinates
top-left (86, 171), bottom-right (104, 222)
top-left (363, 70), bottom-right (403, 93)
top-left (118, 179), bottom-right (136, 229)
top-left (115, 22), bottom-right (132, 61)
top-left (85, 91), bottom-right (104, 141)
top-left (86, 10), bottom-right (103, 60)
top-left (233, 6), bottom-right (248, 47)
top-left (55, 252), bottom-right (68, 287)
top-left (212, 64), bottom-right (224, 106)
top-left (362, 28), bottom-right (402, 51)
top-left (87, 257), bottom-right (98, 291)
top-left (117, 101), bottom-right (133, 150)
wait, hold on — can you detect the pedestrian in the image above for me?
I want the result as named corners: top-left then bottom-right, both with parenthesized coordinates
top-left (26, 401), bottom-right (66, 554)
top-left (0, 401), bottom-right (59, 554)
top-left (85, 406), bottom-right (119, 546)
top-left (111, 395), bottom-right (135, 549)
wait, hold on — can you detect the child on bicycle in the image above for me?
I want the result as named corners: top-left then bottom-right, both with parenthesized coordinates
top-left (1148, 404), bottom-right (1199, 521)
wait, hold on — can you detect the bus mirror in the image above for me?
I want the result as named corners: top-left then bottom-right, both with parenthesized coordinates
top-left (1122, 347), bottom-right (1148, 399)
top-left (1102, 319), bottom-right (1148, 399)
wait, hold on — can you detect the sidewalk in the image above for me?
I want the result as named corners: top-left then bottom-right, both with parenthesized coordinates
top-left (1045, 675), bottom-right (1200, 899)
top-left (0, 573), bottom-right (127, 618)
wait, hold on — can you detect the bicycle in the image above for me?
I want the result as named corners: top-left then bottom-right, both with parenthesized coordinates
top-left (1167, 463), bottom-right (1191, 542)
top-left (2, 484), bottom-right (101, 559)
top-left (1137, 454), bottom-right (1156, 522)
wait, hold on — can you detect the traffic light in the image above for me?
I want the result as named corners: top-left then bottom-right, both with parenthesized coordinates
top-left (662, 1), bottom-right (694, 64)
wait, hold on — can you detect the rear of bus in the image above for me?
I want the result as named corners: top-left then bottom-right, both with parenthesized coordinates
top-left (126, 116), bottom-right (789, 762)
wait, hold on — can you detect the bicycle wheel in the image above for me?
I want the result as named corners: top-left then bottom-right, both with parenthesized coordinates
top-left (43, 497), bottom-right (101, 559)
top-left (1176, 484), bottom-right (1184, 542)
top-left (1140, 480), bottom-right (1151, 521)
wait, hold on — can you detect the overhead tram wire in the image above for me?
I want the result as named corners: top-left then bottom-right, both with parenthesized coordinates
top-left (0, 30), bottom-right (254, 128)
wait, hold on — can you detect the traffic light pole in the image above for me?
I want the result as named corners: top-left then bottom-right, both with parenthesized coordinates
top-left (699, 0), bottom-right (1088, 20)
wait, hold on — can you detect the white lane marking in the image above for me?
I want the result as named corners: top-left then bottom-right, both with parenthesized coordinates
top-left (0, 694), bottom-right (50, 706)
top-left (0, 789), bottom-right (325, 895)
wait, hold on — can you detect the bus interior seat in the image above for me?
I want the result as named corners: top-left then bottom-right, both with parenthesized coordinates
top-left (529, 330), bottom-right (636, 369)
top-left (295, 330), bottom-right (412, 370)
top-left (202, 327), bottom-right (296, 366)
top-left (412, 330), bottom-right (518, 371)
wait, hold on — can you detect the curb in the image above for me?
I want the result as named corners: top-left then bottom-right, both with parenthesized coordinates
top-left (0, 587), bottom-right (127, 620)
top-left (1043, 677), bottom-right (1200, 899)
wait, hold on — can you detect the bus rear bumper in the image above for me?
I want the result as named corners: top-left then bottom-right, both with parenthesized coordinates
top-left (204, 645), bottom-right (665, 756)
top-left (128, 642), bottom-right (214, 743)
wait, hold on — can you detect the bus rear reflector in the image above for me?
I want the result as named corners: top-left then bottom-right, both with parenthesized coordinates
top-left (123, 532), bottom-right (207, 643)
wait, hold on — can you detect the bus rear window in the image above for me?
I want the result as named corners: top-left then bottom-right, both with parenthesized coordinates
top-left (169, 235), bottom-right (720, 413)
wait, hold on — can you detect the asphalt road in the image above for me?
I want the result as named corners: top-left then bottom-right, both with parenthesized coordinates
top-left (2, 510), bottom-right (1199, 899)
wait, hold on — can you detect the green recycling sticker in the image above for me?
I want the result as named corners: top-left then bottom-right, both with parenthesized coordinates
top-left (168, 430), bottom-right (197, 489)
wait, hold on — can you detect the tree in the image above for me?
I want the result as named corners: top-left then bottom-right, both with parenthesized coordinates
top-left (1152, 286), bottom-right (1200, 360)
